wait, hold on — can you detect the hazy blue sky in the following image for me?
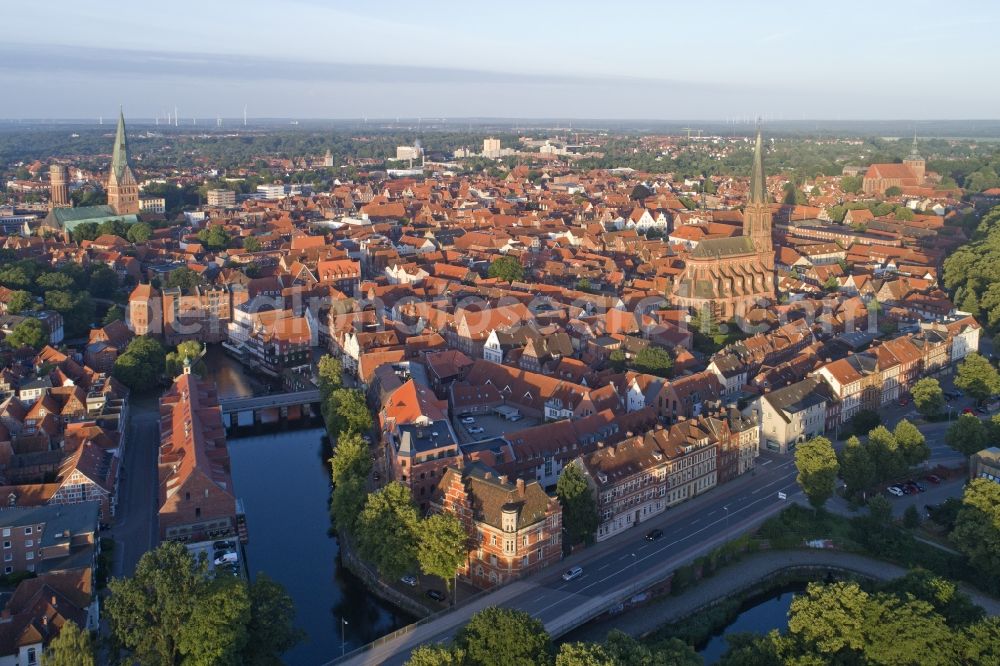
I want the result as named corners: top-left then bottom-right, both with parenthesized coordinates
top-left (4, 0), bottom-right (998, 119)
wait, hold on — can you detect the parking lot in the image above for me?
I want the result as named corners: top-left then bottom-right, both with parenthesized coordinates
top-left (455, 411), bottom-right (540, 443)
top-left (187, 539), bottom-right (244, 578)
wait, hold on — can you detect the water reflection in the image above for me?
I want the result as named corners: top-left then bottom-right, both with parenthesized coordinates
top-left (228, 428), bottom-right (413, 666)
top-left (698, 585), bottom-right (803, 664)
top-left (201, 344), bottom-right (276, 400)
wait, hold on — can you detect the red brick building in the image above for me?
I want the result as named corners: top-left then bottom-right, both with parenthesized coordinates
top-left (157, 370), bottom-right (238, 543)
top-left (435, 464), bottom-right (561, 589)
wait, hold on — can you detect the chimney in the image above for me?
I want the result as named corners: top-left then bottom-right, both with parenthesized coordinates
top-left (498, 475), bottom-right (508, 484)
top-left (51, 596), bottom-right (57, 607)
top-left (516, 478), bottom-right (525, 495)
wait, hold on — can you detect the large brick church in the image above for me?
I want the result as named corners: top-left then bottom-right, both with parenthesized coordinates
top-left (670, 129), bottom-right (775, 320)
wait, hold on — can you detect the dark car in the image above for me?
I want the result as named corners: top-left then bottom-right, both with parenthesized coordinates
top-left (213, 540), bottom-right (235, 550)
top-left (923, 474), bottom-right (942, 484)
top-left (426, 589), bottom-right (446, 602)
top-left (645, 528), bottom-right (664, 541)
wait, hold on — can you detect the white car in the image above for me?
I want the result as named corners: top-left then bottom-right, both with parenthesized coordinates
top-left (562, 566), bottom-right (583, 582)
top-left (214, 551), bottom-right (238, 566)
top-left (400, 575), bottom-right (417, 587)
top-left (887, 485), bottom-right (904, 497)
top-left (467, 426), bottom-right (485, 435)
top-left (460, 416), bottom-right (476, 425)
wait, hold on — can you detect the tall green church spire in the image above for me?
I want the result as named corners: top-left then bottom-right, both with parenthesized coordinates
top-left (111, 107), bottom-right (131, 182)
top-left (749, 126), bottom-right (766, 205)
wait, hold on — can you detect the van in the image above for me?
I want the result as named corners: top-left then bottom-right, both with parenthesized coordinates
top-left (561, 566), bottom-right (583, 582)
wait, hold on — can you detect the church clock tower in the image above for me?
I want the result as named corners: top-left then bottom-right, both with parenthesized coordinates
top-left (107, 109), bottom-right (140, 215)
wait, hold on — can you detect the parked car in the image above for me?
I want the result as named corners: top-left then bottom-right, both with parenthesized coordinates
top-left (362, 435), bottom-right (372, 444)
top-left (467, 426), bottom-right (485, 435)
top-left (897, 398), bottom-right (909, 406)
top-left (508, 414), bottom-right (522, 422)
top-left (400, 575), bottom-right (417, 587)
top-left (460, 416), bottom-right (476, 424)
top-left (213, 540), bottom-right (235, 550)
top-left (214, 551), bottom-right (238, 565)
top-left (963, 407), bottom-right (975, 415)
top-left (645, 528), bottom-right (664, 541)
top-left (562, 566), bottom-right (584, 582)
top-left (977, 406), bottom-right (989, 414)
top-left (923, 474), bottom-right (942, 484)
top-left (944, 391), bottom-right (957, 399)
top-left (906, 480), bottom-right (925, 492)
top-left (887, 486), bottom-right (904, 497)
top-left (426, 589), bottom-right (446, 602)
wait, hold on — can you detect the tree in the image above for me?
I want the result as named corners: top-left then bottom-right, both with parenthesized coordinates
top-left (163, 267), bottom-right (204, 291)
top-left (955, 352), bottom-right (1000, 404)
top-left (556, 642), bottom-right (614, 666)
top-left (885, 185), bottom-right (903, 197)
top-left (632, 346), bottom-right (673, 377)
top-left (243, 574), bottom-right (305, 665)
top-left (103, 304), bottom-right (125, 325)
top-left (841, 175), bottom-right (863, 194)
top-left (113, 335), bottom-right (166, 391)
top-left (406, 644), bottom-right (467, 666)
top-left (823, 275), bottom-right (840, 291)
top-left (197, 225), bottom-right (231, 251)
top-left (165, 340), bottom-right (205, 377)
top-left (331, 474), bottom-right (367, 536)
top-left (71, 221), bottom-right (101, 243)
top-left (127, 221), bottom-right (153, 243)
top-left (893, 419), bottom-right (929, 468)
top-left (912, 377), bottom-right (945, 418)
top-left (850, 409), bottom-right (880, 436)
top-left (324, 388), bottom-right (373, 437)
top-left (330, 431), bottom-right (371, 486)
top-left (794, 436), bottom-right (839, 509)
top-left (317, 354), bottom-right (343, 399)
top-left (44, 620), bottom-right (95, 666)
top-left (36, 271), bottom-right (76, 291)
top-left (487, 256), bottom-right (524, 283)
top-left (866, 495), bottom-right (893, 527)
top-left (952, 479), bottom-right (1000, 585)
top-left (838, 435), bottom-right (876, 499)
top-left (107, 542), bottom-right (300, 666)
top-left (881, 568), bottom-right (984, 628)
top-left (945, 414), bottom-right (987, 457)
top-left (608, 348), bottom-right (626, 372)
top-left (903, 504), bottom-right (921, 528)
top-left (867, 425), bottom-right (906, 483)
top-left (455, 607), bottom-right (553, 666)
top-left (556, 463), bottom-right (598, 546)
top-left (88, 264), bottom-right (120, 295)
top-left (5, 318), bottom-right (47, 350)
top-left (355, 482), bottom-right (420, 580)
top-left (177, 578), bottom-right (251, 665)
top-left (6, 289), bottom-right (33, 313)
top-left (417, 513), bottom-right (469, 595)
top-left (107, 541), bottom-right (210, 665)
top-left (243, 236), bottom-right (262, 253)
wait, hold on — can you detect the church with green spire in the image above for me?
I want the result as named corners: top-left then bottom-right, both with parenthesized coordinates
top-left (669, 127), bottom-right (776, 320)
top-left (41, 110), bottom-right (140, 236)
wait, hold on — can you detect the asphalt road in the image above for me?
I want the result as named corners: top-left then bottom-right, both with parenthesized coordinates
top-left (110, 394), bottom-right (160, 578)
top-left (338, 452), bottom-right (802, 665)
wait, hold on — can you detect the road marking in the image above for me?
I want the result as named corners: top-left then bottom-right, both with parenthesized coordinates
top-left (598, 563), bottom-right (609, 571)
top-left (690, 519), bottom-right (700, 524)
top-left (530, 480), bottom-right (804, 618)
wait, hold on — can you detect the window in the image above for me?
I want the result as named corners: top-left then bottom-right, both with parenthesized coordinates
top-left (25, 551), bottom-right (33, 560)
top-left (23, 527), bottom-right (31, 536)
top-left (27, 647), bottom-right (36, 665)
top-left (2, 567), bottom-right (9, 574)
top-left (2, 541), bottom-right (8, 549)
top-left (3, 554), bottom-right (10, 562)
top-left (1, 529), bottom-right (8, 537)
top-left (24, 540), bottom-right (32, 548)
top-left (195, 508), bottom-right (201, 518)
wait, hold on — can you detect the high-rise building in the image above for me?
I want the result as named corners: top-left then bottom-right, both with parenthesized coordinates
top-left (482, 137), bottom-right (501, 159)
top-left (207, 189), bottom-right (236, 207)
top-left (48, 164), bottom-right (70, 209)
top-left (106, 110), bottom-right (140, 215)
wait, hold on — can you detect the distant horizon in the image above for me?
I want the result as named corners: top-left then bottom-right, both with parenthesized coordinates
top-left (4, 1), bottom-right (1000, 119)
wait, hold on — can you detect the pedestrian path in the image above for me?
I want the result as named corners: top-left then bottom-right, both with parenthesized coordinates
top-left (573, 549), bottom-right (1000, 641)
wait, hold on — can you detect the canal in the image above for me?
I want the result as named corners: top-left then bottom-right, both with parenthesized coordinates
top-left (206, 347), bottom-right (413, 665)
top-left (697, 584), bottom-right (802, 664)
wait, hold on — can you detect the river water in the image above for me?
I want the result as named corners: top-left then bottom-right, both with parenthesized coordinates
top-left (206, 348), bottom-right (413, 665)
top-left (697, 586), bottom-right (801, 664)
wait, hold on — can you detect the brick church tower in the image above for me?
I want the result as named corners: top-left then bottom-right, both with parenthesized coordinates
top-left (743, 128), bottom-right (774, 269)
top-left (107, 109), bottom-right (140, 215)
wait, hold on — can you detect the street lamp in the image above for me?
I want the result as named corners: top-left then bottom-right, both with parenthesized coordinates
top-left (631, 552), bottom-right (637, 577)
top-left (341, 618), bottom-right (348, 657)
top-left (724, 505), bottom-right (730, 528)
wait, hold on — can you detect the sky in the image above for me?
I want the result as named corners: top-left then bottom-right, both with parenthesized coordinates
top-left (3, 0), bottom-right (999, 120)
